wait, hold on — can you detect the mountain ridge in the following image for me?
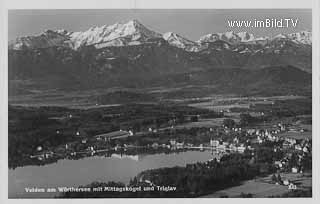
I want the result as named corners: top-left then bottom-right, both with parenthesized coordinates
top-left (8, 19), bottom-right (312, 97)
top-left (9, 20), bottom-right (312, 52)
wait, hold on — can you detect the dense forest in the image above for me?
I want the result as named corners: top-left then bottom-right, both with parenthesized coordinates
top-left (60, 150), bottom-right (273, 198)
top-left (8, 104), bottom-right (221, 168)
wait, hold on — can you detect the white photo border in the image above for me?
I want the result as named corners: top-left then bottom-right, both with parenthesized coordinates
top-left (0, 1), bottom-right (319, 204)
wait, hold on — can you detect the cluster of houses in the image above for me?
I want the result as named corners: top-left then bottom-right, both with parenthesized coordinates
top-left (209, 139), bottom-right (249, 153)
top-left (271, 174), bottom-right (298, 190)
top-left (278, 179), bottom-right (298, 190)
top-left (245, 124), bottom-right (286, 143)
top-left (164, 138), bottom-right (250, 153)
top-left (95, 130), bottom-right (133, 141)
top-left (245, 123), bottom-right (310, 150)
top-left (274, 140), bottom-right (311, 174)
top-left (29, 146), bottom-right (54, 161)
top-left (29, 117), bottom-right (311, 168)
top-left (241, 123), bottom-right (311, 174)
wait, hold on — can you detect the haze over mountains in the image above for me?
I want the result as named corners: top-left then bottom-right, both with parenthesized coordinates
top-left (8, 20), bottom-right (312, 97)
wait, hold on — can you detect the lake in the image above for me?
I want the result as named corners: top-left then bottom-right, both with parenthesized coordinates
top-left (9, 150), bottom-right (219, 198)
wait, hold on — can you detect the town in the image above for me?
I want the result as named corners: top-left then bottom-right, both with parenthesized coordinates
top-left (9, 96), bottom-right (312, 197)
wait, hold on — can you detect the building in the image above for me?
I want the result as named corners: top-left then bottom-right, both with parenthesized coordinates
top-left (95, 130), bottom-right (131, 140)
top-left (288, 183), bottom-right (297, 190)
top-left (229, 144), bottom-right (237, 151)
top-left (274, 161), bottom-right (283, 168)
top-left (237, 146), bottom-right (246, 153)
top-left (282, 141), bottom-right (292, 149)
top-left (247, 146), bottom-right (254, 151)
top-left (247, 129), bottom-right (256, 135)
top-left (169, 139), bottom-right (176, 146)
top-left (111, 153), bottom-right (140, 161)
top-left (285, 137), bottom-right (297, 145)
top-left (30, 151), bottom-right (54, 160)
top-left (151, 142), bottom-right (159, 148)
top-left (210, 139), bottom-right (219, 147)
top-left (295, 144), bottom-right (302, 151)
top-left (233, 137), bottom-right (239, 144)
top-left (283, 179), bottom-right (290, 186)
top-left (278, 123), bottom-right (286, 131)
top-left (217, 144), bottom-right (226, 151)
top-left (75, 129), bottom-right (88, 138)
top-left (176, 142), bottom-right (184, 147)
top-left (265, 129), bottom-right (270, 137)
top-left (292, 167), bottom-right (298, 173)
top-left (222, 141), bottom-right (229, 146)
top-left (44, 151), bottom-right (54, 158)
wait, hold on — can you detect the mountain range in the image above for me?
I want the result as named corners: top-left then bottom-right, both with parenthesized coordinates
top-left (8, 20), bottom-right (312, 97)
top-left (9, 19), bottom-right (311, 51)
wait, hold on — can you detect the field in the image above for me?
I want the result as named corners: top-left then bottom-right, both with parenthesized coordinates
top-left (202, 172), bottom-right (312, 198)
top-left (277, 131), bottom-right (312, 140)
top-left (188, 95), bottom-right (307, 111)
top-left (174, 118), bottom-right (236, 129)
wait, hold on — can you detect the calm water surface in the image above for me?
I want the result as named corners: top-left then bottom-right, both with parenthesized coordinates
top-left (9, 150), bottom-right (218, 198)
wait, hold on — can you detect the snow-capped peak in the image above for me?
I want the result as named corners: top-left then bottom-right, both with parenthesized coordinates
top-left (56, 29), bottom-right (69, 35)
top-left (9, 19), bottom-right (312, 51)
top-left (224, 31), bottom-right (236, 39)
top-left (272, 31), bottom-right (312, 45)
top-left (197, 33), bottom-right (221, 44)
top-left (273, 33), bottom-right (287, 39)
top-left (198, 31), bottom-right (253, 44)
top-left (162, 32), bottom-right (175, 40)
top-left (9, 20), bottom-right (164, 50)
top-left (197, 30), bottom-right (312, 46)
top-left (9, 29), bottom-right (71, 50)
top-left (255, 36), bottom-right (269, 41)
top-left (163, 32), bottom-right (195, 47)
top-left (287, 31), bottom-right (312, 45)
top-left (163, 32), bottom-right (201, 52)
top-left (237, 32), bottom-right (255, 42)
top-left (69, 19), bottom-right (162, 49)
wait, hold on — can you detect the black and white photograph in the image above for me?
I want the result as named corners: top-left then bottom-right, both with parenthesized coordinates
top-left (1, 0), bottom-right (319, 200)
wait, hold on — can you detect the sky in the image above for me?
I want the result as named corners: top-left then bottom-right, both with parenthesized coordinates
top-left (8, 9), bottom-right (311, 41)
